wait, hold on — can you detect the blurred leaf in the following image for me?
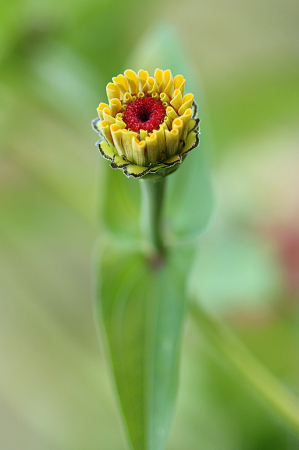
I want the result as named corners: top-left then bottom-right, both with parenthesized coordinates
top-left (189, 231), bottom-right (283, 313)
top-left (127, 24), bottom-right (199, 96)
top-left (94, 241), bottom-right (191, 450)
top-left (165, 142), bottom-right (213, 240)
top-left (99, 166), bottom-right (141, 238)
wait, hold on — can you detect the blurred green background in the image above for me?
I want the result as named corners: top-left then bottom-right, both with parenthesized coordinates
top-left (1, 0), bottom-right (299, 448)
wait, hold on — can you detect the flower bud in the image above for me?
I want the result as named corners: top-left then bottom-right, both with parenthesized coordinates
top-left (92, 69), bottom-right (200, 179)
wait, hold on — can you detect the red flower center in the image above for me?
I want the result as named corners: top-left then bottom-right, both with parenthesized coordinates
top-left (123, 97), bottom-right (166, 134)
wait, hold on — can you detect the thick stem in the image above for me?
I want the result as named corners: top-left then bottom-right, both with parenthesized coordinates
top-left (191, 301), bottom-right (299, 438)
top-left (139, 178), bottom-right (166, 256)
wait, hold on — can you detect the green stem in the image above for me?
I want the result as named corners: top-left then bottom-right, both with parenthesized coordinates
top-left (139, 178), bottom-right (166, 255)
top-left (191, 301), bottom-right (299, 437)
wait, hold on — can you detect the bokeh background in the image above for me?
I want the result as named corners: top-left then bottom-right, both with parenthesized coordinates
top-left (1, 0), bottom-right (299, 449)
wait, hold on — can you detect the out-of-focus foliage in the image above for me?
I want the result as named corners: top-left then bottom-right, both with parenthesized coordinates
top-left (1, 0), bottom-right (299, 449)
top-left (95, 241), bottom-right (192, 450)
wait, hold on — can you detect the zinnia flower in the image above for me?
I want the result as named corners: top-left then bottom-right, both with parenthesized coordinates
top-left (92, 69), bottom-right (200, 179)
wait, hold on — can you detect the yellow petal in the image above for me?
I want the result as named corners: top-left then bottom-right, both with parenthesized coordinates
top-left (147, 77), bottom-right (158, 94)
top-left (145, 133), bottom-right (159, 163)
top-left (170, 89), bottom-right (183, 111)
top-left (138, 70), bottom-right (149, 92)
top-left (139, 129), bottom-right (148, 140)
top-left (160, 122), bottom-right (168, 132)
top-left (124, 70), bottom-right (139, 95)
top-left (132, 137), bottom-right (148, 166)
top-left (102, 107), bottom-right (115, 124)
top-left (110, 124), bottom-right (125, 156)
top-left (166, 106), bottom-right (178, 121)
top-left (112, 74), bottom-right (129, 97)
top-left (172, 117), bottom-right (184, 140)
top-left (99, 120), bottom-right (113, 147)
top-left (164, 116), bottom-right (172, 129)
top-left (109, 98), bottom-right (122, 116)
top-left (160, 92), bottom-right (170, 103)
top-left (123, 92), bottom-right (132, 104)
top-left (180, 108), bottom-right (192, 141)
top-left (174, 75), bottom-right (185, 96)
top-left (115, 117), bottom-right (126, 129)
top-left (97, 102), bottom-right (109, 120)
top-left (145, 124), bottom-right (166, 162)
top-left (154, 68), bottom-right (165, 93)
top-left (153, 124), bottom-right (166, 160)
top-left (121, 129), bottom-right (137, 161)
top-left (178, 93), bottom-right (194, 115)
top-left (111, 124), bottom-right (125, 156)
top-left (165, 128), bottom-right (180, 157)
top-left (106, 83), bottom-right (120, 101)
top-left (164, 70), bottom-right (174, 97)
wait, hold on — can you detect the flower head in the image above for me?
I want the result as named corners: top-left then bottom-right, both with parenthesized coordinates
top-left (92, 69), bottom-right (200, 179)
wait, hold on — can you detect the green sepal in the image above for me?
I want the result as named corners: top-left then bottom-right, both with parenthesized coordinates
top-left (110, 154), bottom-right (131, 169)
top-left (181, 130), bottom-right (199, 156)
top-left (191, 101), bottom-right (198, 119)
top-left (188, 118), bottom-right (200, 133)
top-left (95, 129), bottom-right (200, 180)
top-left (98, 139), bottom-right (115, 161)
top-left (91, 117), bottom-right (103, 136)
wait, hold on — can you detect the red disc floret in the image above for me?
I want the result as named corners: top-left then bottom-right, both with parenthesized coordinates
top-left (123, 97), bottom-right (166, 134)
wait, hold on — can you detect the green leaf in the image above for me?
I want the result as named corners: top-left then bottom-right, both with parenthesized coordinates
top-left (94, 241), bottom-right (191, 450)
